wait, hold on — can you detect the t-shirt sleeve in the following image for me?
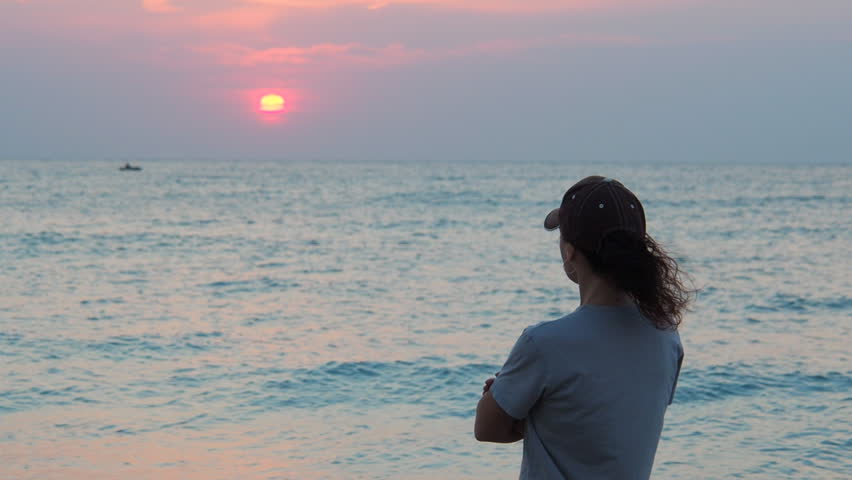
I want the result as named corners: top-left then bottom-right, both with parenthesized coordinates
top-left (489, 330), bottom-right (548, 420)
top-left (668, 340), bottom-right (684, 405)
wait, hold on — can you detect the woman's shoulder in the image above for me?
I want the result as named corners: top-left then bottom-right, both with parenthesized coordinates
top-left (521, 310), bottom-right (587, 342)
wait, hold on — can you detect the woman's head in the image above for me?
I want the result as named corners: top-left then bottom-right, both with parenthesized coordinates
top-left (545, 176), bottom-right (694, 330)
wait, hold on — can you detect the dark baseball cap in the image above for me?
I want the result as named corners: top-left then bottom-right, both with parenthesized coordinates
top-left (544, 176), bottom-right (646, 254)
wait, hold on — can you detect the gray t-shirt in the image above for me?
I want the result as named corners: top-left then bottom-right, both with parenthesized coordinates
top-left (489, 302), bottom-right (683, 480)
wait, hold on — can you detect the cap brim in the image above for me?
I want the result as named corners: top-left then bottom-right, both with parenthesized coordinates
top-left (544, 208), bottom-right (560, 231)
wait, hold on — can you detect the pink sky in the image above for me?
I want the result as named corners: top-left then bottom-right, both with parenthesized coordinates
top-left (1, 0), bottom-right (850, 162)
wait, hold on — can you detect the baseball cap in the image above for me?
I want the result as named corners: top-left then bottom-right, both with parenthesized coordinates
top-left (544, 176), bottom-right (646, 254)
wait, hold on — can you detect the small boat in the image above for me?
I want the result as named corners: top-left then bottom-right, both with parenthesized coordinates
top-left (119, 163), bottom-right (142, 171)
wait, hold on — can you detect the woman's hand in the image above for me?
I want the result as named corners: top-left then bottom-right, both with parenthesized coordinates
top-left (483, 377), bottom-right (495, 394)
top-left (482, 372), bottom-right (499, 395)
top-left (511, 418), bottom-right (526, 437)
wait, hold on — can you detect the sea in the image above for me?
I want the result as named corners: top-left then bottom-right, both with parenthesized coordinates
top-left (1, 159), bottom-right (850, 479)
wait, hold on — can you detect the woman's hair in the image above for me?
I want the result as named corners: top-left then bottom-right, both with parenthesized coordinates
top-left (573, 230), bottom-right (696, 330)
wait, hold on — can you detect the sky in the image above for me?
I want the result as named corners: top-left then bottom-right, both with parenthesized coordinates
top-left (1, 0), bottom-right (851, 163)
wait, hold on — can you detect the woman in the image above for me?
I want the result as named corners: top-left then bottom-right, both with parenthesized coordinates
top-left (474, 176), bottom-right (692, 479)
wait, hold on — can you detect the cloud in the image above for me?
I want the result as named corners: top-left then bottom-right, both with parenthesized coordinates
top-left (192, 42), bottom-right (426, 67)
top-left (192, 33), bottom-right (647, 71)
top-left (241, 0), bottom-right (681, 13)
top-left (142, 0), bottom-right (180, 13)
top-left (191, 6), bottom-right (282, 30)
top-left (449, 33), bottom-right (648, 56)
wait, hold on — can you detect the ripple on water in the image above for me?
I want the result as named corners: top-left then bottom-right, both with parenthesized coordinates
top-left (676, 364), bottom-right (852, 403)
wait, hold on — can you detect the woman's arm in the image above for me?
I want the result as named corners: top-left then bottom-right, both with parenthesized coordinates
top-left (474, 384), bottom-right (524, 443)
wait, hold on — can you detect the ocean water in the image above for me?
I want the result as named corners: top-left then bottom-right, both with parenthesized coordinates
top-left (1, 160), bottom-right (850, 479)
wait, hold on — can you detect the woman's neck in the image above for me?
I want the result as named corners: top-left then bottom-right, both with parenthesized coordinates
top-left (578, 275), bottom-right (632, 306)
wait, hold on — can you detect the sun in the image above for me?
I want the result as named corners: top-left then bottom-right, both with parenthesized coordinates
top-left (259, 94), bottom-right (285, 112)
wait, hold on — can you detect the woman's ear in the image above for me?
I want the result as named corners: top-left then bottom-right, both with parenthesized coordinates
top-left (560, 237), bottom-right (575, 261)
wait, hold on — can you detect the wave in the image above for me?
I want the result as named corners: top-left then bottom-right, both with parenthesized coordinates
top-left (675, 364), bottom-right (852, 403)
top-left (250, 360), bottom-right (852, 415)
top-left (746, 293), bottom-right (852, 314)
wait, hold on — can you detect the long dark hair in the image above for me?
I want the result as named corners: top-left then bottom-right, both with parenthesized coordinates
top-left (574, 230), bottom-right (695, 330)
